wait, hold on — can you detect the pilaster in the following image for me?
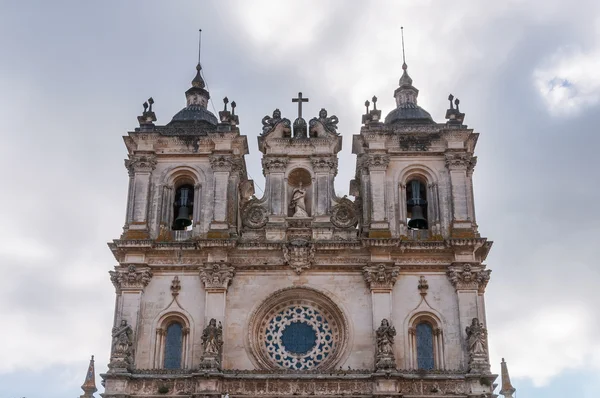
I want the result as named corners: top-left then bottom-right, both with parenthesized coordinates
top-left (365, 153), bottom-right (391, 237)
top-left (362, 262), bottom-right (400, 330)
top-left (123, 153), bottom-right (157, 239)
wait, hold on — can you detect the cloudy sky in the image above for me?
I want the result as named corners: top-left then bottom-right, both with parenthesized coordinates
top-left (1, 0), bottom-right (599, 397)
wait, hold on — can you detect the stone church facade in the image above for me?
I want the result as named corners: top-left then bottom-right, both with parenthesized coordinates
top-left (100, 54), bottom-right (498, 397)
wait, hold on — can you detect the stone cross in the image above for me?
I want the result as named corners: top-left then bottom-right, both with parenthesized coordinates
top-left (292, 92), bottom-right (309, 119)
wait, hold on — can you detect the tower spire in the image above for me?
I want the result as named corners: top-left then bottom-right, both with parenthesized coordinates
top-left (191, 29), bottom-right (206, 89)
top-left (499, 358), bottom-right (516, 398)
top-left (80, 355), bottom-right (97, 398)
top-left (401, 26), bottom-right (407, 70)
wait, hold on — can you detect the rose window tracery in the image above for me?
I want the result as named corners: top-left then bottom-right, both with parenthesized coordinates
top-left (248, 288), bottom-right (349, 371)
top-left (264, 305), bottom-right (334, 370)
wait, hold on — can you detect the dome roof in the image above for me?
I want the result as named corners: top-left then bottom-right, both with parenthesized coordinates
top-left (169, 104), bottom-right (218, 126)
top-left (384, 103), bottom-right (434, 125)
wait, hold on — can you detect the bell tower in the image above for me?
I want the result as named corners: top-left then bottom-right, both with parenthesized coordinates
top-left (101, 31), bottom-right (501, 398)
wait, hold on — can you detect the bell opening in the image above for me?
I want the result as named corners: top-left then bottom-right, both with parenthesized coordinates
top-left (172, 184), bottom-right (194, 231)
top-left (406, 179), bottom-right (428, 230)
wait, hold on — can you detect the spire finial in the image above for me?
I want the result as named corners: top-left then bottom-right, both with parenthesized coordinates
top-left (198, 29), bottom-right (202, 66)
top-left (80, 355), bottom-right (97, 398)
top-left (499, 358), bottom-right (516, 398)
top-left (401, 26), bottom-right (407, 70)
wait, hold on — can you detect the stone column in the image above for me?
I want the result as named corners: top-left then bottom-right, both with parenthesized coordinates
top-left (362, 262), bottom-right (400, 334)
top-left (199, 262), bottom-right (235, 324)
top-left (209, 155), bottom-right (243, 237)
top-left (366, 154), bottom-right (390, 237)
top-left (108, 264), bottom-right (153, 371)
top-left (123, 154), bottom-right (157, 238)
top-left (311, 156), bottom-right (338, 218)
top-left (262, 157), bottom-right (289, 218)
top-left (445, 152), bottom-right (476, 234)
top-left (447, 263), bottom-right (491, 369)
top-left (398, 183), bottom-right (407, 236)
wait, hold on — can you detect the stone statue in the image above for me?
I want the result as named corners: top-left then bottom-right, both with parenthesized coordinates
top-left (466, 318), bottom-right (490, 374)
top-left (199, 318), bottom-right (223, 369)
top-left (290, 183), bottom-right (308, 217)
top-left (375, 319), bottom-right (397, 370)
top-left (109, 320), bottom-right (133, 372)
top-left (261, 108), bottom-right (291, 136)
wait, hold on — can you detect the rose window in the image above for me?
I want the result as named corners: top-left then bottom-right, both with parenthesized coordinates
top-left (248, 288), bottom-right (349, 371)
top-left (264, 305), bottom-right (334, 370)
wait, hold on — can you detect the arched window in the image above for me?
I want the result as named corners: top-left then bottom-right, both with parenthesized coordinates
top-left (153, 314), bottom-right (190, 369)
top-left (163, 322), bottom-right (183, 369)
top-left (416, 322), bottom-right (434, 370)
top-left (408, 314), bottom-right (445, 370)
top-left (172, 184), bottom-right (194, 231)
top-left (406, 179), bottom-right (428, 230)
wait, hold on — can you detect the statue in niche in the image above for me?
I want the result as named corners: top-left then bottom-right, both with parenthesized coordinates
top-left (465, 317), bottom-right (491, 373)
top-left (375, 319), bottom-right (397, 370)
top-left (290, 182), bottom-right (308, 217)
top-left (200, 318), bottom-right (223, 369)
top-left (112, 319), bottom-right (133, 356)
top-left (109, 319), bottom-right (133, 371)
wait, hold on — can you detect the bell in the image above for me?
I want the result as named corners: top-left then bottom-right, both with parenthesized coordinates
top-left (173, 206), bottom-right (192, 230)
top-left (408, 205), bottom-right (428, 230)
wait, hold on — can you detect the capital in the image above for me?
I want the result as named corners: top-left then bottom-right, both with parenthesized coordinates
top-left (125, 154), bottom-right (157, 174)
top-left (311, 156), bottom-right (338, 174)
top-left (447, 263), bottom-right (491, 293)
top-left (261, 156), bottom-right (289, 174)
top-left (366, 154), bottom-right (390, 171)
top-left (210, 154), bottom-right (243, 173)
top-left (109, 264), bottom-right (153, 292)
top-left (199, 262), bottom-right (235, 290)
top-left (445, 152), bottom-right (475, 170)
top-left (363, 263), bottom-right (400, 290)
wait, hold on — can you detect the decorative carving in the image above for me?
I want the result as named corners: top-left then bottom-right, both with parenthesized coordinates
top-left (362, 263), bottom-right (400, 290)
top-left (362, 96), bottom-right (382, 124)
top-left (447, 264), bottom-right (491, 293)
top-left (466, 318), bottom-right (491, 374)
top-left (418, 275), bottom-right (429, 296)
top-left (311, 156), bottom-right (338, 173)
top-left (137, 97), bottom-right (157, 127)
top-left (199, 262), bottom-right (235, 290)
top-left (125, 154), bottom-right (157, 174)
top-left (330, 197), bottom-right (358, 229)
top-left (366, 154), bottom-right (390, 171)
top-left (283, 239), bottom-right (315, 274)
top-left (170, 276), bottom-right (181, 297)
top-left (199, 318), bottom-right (223, 370)
top-left (445, 152), bottom-right (476, 170)
top-left (261, 108), bottom-right (291, 136)
top-left (375, 319), bottom-right (397, 370)
top-left (399, 135), bottom-right (432, 151)
top-left (289, 183), bottom-right (309, 218)
top-left (108, 320), bottom-right (133, 372)
top-left (218, 97), bottom-right (239, 126)
top-left (309, 108), bottom-right (339, 136)
top-left (261, 157), bottom-right (289, 173)
top-left (109, 265), bottom-right (152, 291)
top-left (209, 154), bottom-right (243, 172)
top-left (242, 203), bottom-right (268, 229)
top-left (247, 287), bottom-right (349, 371)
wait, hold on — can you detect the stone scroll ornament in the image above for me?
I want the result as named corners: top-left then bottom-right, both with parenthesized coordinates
top-left (330, 197), bottom-right (358, 228)
top-left (108, 320), bottom-right (133, 372)
top-left (199, 318), bottom-right (223, 370)
top-left (375, 319), bottom-right (397, 370)
top-left (466, 318), bottom-right (491, 374)
top-left (309, 108), bottom-right (339, 136)
top-left (261, 108), bottom-right (291, 136)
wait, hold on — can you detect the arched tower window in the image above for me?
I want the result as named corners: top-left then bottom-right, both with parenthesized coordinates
top-left (408, 314), bottom-right (445, 370)
top-left (406, 179), bottom-right (428, 230)
top-left (172, 184), bottom-right (194, 231)
top-left (416, 322), bottom-right (434, 370)
top-left (163, 322), bottom-right (183, 369)
top-left (153, 314), bottom-right (190, 369)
